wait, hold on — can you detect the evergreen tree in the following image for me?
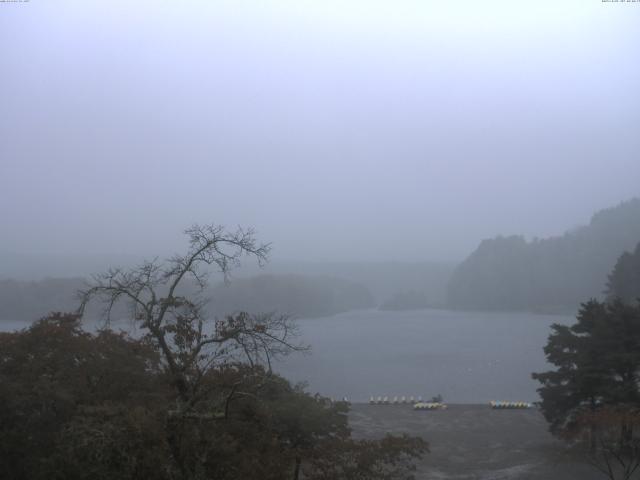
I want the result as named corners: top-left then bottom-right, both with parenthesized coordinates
top-left (533, 299), bottom-right (640, 464)
top-left (607, 242), bottom-right (640, 304)
top-left (532, 300), bottom-right (613, 437)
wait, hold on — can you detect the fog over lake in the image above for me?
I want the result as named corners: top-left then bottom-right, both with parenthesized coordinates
top-left (1, 307), bottom-right (574, 404)
top-left (275, 309), bottom-right (574, 403)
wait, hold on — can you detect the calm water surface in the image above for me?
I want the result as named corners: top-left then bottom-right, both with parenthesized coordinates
top-left (2, 308), bottom-right (574, 404)
top-left (274, 308), bottom-right (574, 403)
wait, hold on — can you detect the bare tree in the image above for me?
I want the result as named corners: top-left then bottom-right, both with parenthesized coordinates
top-left (78, 224), bottom-right (307, 478)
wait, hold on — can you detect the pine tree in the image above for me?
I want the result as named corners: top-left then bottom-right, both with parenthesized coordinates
top-left (607, 242), bottom-right (640, 304)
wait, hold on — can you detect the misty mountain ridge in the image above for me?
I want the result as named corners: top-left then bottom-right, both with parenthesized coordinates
top-left (0, 256), bottom-right (455, 314)
top-left (2, 198), bottom-right (639, 320)
top-left (447, 197), bottom-right (640, 312)
top-left (0, 273), bottom-right (375, 323)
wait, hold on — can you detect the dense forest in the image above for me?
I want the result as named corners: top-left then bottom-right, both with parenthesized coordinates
top-left (447, 198), bottom-right (640, 312)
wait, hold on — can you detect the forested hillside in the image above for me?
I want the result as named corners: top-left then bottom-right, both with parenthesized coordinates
top-left (606, 241), bottom-right (640, 304)
top-left (447, 198), bottom-right (640, 312)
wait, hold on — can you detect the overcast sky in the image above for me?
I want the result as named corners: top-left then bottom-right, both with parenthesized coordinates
top-left (1, 0), bottom-right (639, 263)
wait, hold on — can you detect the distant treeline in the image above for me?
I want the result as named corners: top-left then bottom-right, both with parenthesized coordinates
top-left (0, 260), bottom-right (456, 322)
top-left (0, 274), bottom-right (374, 322)
top-left (209, 274), bottom-right (374, 318)
top-left (262, 261), bottom-right (454, 307)
top-left (4, 199), bottom-right (639, 320)
top-left (447, 198), bottom-right (640, 312)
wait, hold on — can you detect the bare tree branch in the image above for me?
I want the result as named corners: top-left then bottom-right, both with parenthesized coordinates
top-left (77, 223), bottom-right (305, 412)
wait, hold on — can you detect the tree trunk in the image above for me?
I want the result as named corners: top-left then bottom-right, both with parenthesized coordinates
top-left (293, 456), bottom-right (302, 480)
top-left (621, 421), bottom-right (633, 448)
top-left (589, 398), bottom-right (597, 455)
top-left (589, 422), bottom-right (597, 455)
top-left (166, 417), bottom-right (192, 480)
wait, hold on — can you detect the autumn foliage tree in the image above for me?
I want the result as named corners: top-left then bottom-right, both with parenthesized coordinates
top-left (0, 313), bottom-right (169, 480)
top-left (0, 224), bottom-right (428, 480)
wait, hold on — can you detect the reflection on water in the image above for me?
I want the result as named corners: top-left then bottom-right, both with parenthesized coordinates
top-left (274, 308), bottom-right (574, 403)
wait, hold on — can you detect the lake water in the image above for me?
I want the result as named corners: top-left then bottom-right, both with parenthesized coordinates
top-left (274, 308), bottom-right (575, 404)
top-left (1, 308), bottom-right (575, 404)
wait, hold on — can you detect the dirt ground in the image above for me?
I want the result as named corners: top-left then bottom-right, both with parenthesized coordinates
top-left (348, 404), bottom-right (605, 480)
